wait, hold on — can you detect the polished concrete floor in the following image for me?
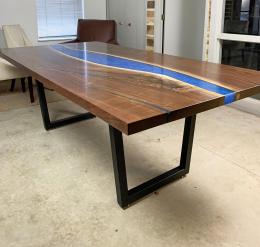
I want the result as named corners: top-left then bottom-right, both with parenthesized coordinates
top-left (0, 82), bottom-right (260, 247)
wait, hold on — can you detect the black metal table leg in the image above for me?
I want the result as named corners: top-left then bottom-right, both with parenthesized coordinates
top-left (109, 127), bottom-right (129, 208)
top-left (180, 116), bottom-right (197, 172)
top-left (28, 77), bottom-right (35, 103)
top-left (109, 115), bottom-right (196, 209)
top-left (36, 80), bottom-right (95, 130)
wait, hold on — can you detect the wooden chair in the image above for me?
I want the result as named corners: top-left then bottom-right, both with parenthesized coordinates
top-left (2, 25), bottom-right (34, 102)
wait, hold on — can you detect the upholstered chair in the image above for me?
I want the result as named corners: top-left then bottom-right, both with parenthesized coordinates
top-left (67, 19), bottom-right (118, 44)
top-left (2, 25), bottom-right (34, 102)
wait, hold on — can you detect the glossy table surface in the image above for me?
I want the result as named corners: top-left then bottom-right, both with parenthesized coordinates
top-left (1, 42), bottom-right (260, 135)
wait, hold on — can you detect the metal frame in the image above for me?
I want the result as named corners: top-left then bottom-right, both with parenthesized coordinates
top-left (36, 79), bottom-right (196, 209)
top-left (109, 115), bottom-right (196, 208)
top-left (36, 80), bottom-right (95, 130)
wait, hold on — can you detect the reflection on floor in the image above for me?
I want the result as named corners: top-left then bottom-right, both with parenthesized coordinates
top-left (0, 80), bottom-right (260, 247)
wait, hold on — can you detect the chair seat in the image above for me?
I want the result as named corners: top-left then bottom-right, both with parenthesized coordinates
top-left (0, 57), bottom-right (28, 81)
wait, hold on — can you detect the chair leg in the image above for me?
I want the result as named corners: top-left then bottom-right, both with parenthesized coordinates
top-left (10, 79), bottom-right (16, 92)
top-left (28, 77), bottom-right (35, 103)
top-left (21, 78), bottom-right (26, 92)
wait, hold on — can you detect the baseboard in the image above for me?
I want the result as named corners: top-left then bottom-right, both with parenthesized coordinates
top-left (229, 97), bottom-right (260, 117)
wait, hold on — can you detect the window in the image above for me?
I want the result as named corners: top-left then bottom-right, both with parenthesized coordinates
top-left (221, 0), bottom-right (260, 99)
top-left (36, 0), bottom-right (84, 40)
top-left (222, 0), bottom-right (260, 70)
top-left (224, 0), bottom-right (260, 35)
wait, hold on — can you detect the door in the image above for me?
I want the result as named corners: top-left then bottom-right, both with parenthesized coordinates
top-left (107, 0), bottom-right (146, 49)
top-left (107, 0), bottom-right (164, 52)
top-left (164, 0), bottom-right (206, 60)
top-left (107, 0), bottom-right (126, 45)
top-left (125, 0), bottom-right (146, 49)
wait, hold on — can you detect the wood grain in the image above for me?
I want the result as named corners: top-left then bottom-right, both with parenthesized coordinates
top-left (1, 42), bottom-right (260, 135)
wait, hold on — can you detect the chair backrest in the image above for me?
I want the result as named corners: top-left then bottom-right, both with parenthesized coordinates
top-left (76, 19), bottom-right (118, 44)
top-left (0, 29), bottom-right (7, 48)
top-left (2, 24), bottom-right (32, 48)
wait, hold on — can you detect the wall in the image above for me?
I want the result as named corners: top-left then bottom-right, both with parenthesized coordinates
top-left (107, 0), bottom-right (146, 50)
top-left (85, 0), bottom-right (107, 20)
top-left (0, 0), bottom-right (107, 45)
top-left (164, 0), bottom-right (206, 60)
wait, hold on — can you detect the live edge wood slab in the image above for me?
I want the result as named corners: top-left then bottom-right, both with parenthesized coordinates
top-left (1, 42), bottom-right (260, 135)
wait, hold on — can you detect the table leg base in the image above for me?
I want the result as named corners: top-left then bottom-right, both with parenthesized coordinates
top-left (36, 80), bottom-right (95, 130)
top-left (109, 115), bottom-right (196, 209)
top-left (37, 79), bottom-right (196, 209)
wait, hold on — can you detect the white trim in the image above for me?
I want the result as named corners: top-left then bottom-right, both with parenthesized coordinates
top-left (38, 36), bottom-right (76, 42)
top-left (211, 0), bottom-right (225, 63)
top-left (219, 33), bottom-right (260, 43)
top-left (204, 0), bottom-right (225, 63)
top-left (154, 0), bottom-right (163, 53)
top-left (202, 0), bottom-right (210, 61)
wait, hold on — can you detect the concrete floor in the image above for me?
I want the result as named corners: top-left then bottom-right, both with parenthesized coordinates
top-left (0, 82), bottom-right (260, 247)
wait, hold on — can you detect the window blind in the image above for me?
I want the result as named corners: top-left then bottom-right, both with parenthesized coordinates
top-left (36, 0), bottom-right (84, 38)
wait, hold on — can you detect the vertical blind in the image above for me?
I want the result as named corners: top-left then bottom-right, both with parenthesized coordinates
top-left (36, 0), bottom-right (84, 38)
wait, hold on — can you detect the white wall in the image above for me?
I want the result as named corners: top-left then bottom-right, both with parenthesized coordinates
top-left (164, 0), bottom-right (206, 60)
top-left (107, 0), bottom-right (146, 50)
top-left (0, 0), bottom-right (107, 45)
top-left (85, 0), bottom-right (107, 20)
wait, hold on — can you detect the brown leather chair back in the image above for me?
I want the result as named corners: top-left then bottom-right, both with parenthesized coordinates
top-left (74, 19), bottom-right (118, 44)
